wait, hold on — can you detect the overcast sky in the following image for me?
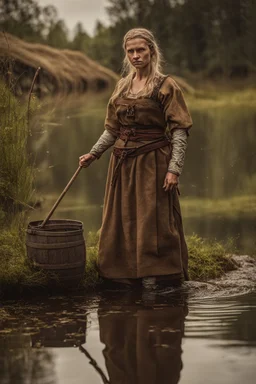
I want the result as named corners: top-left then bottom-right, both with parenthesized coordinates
top-left (37, 0), bottom-right (109, 35)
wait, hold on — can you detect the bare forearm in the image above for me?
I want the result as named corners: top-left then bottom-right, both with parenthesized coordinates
top-left (89, 130), bottom-right (116, 158)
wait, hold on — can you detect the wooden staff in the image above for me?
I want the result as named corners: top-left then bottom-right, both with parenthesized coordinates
top-left (27, 67), bottom-right (41, 124)
top-left (79, 345), bottom-right (110, 384)
top-left (40, 165), bottom-right (82, 228)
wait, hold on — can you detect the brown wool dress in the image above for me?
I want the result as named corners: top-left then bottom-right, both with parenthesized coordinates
top-left (98, 75), bottom-right (193, 281)
top-left (98, 298), bottom-right (187, 384)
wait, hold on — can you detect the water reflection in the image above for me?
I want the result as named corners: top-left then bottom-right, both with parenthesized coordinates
top-left (29, 96), bottom-right (256, 254)
top-left (0, 292), bottom-right (255, 383)
top-left (0, 334), bottom-right (56, 384)
top-left (0, 296), bottom-right (88, 383)
top-left (95, 291), bottom-right (187, 384)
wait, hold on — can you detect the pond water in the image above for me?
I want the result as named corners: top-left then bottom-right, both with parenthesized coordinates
top-left (1, 290), bottom-right (255, 383)
top-left (1, 94), bottom-right (256, 382)
top-left (29, 94), bottom-right (256, 254)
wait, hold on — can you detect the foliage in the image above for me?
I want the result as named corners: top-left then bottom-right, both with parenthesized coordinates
top-left (1, 0), bottom-right (255, 78)
top-left (0, 80), bottom-right (37, 223)
top-left (0, 0), bottom-right (67, 46)
top-left (0, 65), bottom-right (46, 296)
top-left (47, 20), bottom-right (69, 49)
top-left (103, 0), bottom-right (256, 76)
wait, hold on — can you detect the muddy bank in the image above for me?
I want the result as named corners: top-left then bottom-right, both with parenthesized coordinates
top-left (184, 255), bottom-right (256, 299)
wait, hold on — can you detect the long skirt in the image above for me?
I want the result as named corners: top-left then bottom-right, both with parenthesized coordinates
top-left (98, 142), bottom-right (189, 280)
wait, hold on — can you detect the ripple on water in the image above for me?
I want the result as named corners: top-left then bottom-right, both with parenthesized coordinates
top-left (185, 292), bottom-right (256, 344)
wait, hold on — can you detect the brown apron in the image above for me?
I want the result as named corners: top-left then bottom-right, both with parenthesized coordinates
top-left (98, 75), bottom-right (189, 281)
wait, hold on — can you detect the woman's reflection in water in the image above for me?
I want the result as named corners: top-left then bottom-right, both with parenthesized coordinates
top-left (98, 290), bottom-right (188, 384)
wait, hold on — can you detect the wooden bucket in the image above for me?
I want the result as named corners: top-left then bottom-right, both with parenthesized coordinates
top-left (26, 219), bottom-right (86, 285)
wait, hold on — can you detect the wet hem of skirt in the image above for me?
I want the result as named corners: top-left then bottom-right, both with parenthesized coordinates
top-left (99, 272), bottom-right (184, 282)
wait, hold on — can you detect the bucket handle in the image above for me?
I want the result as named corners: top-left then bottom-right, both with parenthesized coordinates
top-left (40, 166), bottom-right (82, 228)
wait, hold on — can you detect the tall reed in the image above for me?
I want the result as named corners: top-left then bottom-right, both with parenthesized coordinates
top-left (0, 66), bottom-right (37, 227)
top-left (0, 56), bottom-right (49, 296)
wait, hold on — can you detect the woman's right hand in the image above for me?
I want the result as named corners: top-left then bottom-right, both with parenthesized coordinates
top-left (79, 153), bottom-right (97, 168)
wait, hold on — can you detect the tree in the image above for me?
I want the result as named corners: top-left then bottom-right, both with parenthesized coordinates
top-left (102, 0), bottom-right (256, 76)
top-left (72, 22), bottom-right (91, 53)
top-left (0, 0), bottom-right (43, 41)
top-left (0, 0), bottom-right (69, 48)
top-left (47, 20), bottom-right (69, 49)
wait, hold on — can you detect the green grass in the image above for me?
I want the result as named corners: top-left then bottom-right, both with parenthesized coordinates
top-left (187, 88), bottom-right (256, 110)
top-left (0, 229), bottom-right (48, 295)
top-left (0, 82), bottom-right (38, 225)
top-left (0, 229), bottom-right (237, 297)
top-left (82, 231), bottom-right (102, 289)
top-left (0, 78), bottom-right (47, 296)
top-left (84, 231), bottom-right (237, 283)
top-left (181, 195), bottom-right (256, 218)
top-left (187, 235), bottom-right (236, 280)
top-left (0, 77), bottom-right (243, 297)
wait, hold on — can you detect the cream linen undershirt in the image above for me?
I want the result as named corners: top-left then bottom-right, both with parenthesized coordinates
top-left (89, 128), bottom-right (188, 176)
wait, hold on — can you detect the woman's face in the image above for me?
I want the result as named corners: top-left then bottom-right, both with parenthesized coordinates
top-left (125, 38), bottom-right (152, 69)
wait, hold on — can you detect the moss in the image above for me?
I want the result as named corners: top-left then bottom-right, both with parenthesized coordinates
top-left (187, 235), bottom-right (236, 281)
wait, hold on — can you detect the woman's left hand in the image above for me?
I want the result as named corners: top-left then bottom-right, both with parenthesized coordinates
top-left (163, 172), bottom-right (179, 192)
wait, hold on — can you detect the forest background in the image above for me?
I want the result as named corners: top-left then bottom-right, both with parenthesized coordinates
top-left (1, 0), bottom-right (256, 80)
top-left (0, 0), bottom-right (256, 294)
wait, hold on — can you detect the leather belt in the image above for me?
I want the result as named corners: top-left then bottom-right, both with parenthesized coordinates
top-left (119, 125), bottom-right (165, 144)
top-left (111, 136), bottom-right (170, 187)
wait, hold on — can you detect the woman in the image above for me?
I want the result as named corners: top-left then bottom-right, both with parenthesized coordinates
top-left (79, 28), bottom-right (192, 287)
top-left (98, 290), bottom-right (187, 384)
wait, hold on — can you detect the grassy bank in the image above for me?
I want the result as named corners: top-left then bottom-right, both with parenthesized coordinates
top-left (0, 82), bottom-right (37, 224)
top-left (0, 79), bottom-right (243, 298)
top-left (186, 75), bottom-right (256, 110)
top-left (0, 81), bottom-right (46, 295)
top-left (181, 195), bottom-right (256, 218)
top-left (0, 230), bottom-right (237, 297)
top-left (84, 232), bottom-right (237, 286)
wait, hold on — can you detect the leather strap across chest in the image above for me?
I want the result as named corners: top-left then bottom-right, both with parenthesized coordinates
top-left (150, 74), bottom-right (169, 102)
top-left (111, 75), bottom-right (170, 187)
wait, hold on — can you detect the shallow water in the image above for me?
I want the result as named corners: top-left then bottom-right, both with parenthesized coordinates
top-left (0, 290), bottom-right (255, 383)
top-left (29, 95), bottom-right (256, 254)
top-left (12, 93), bottom-right (255, 383)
